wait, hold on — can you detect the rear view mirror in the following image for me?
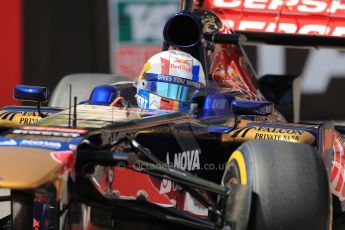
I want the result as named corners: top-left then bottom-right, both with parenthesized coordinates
top-left (231, 100), bottom-right (273, 116)
top-left (13, 85), bottom-right (49, 118)
top-left (14, 85), bottom-right (49, 103)
top-left (88, 85), bottom-right (118, 105)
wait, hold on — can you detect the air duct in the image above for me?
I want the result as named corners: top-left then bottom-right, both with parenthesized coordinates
top-left (163, 13), bottom-right (202, 48)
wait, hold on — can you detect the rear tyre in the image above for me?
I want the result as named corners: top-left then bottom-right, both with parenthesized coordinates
top-left (222, 140), bottom-right (331, 230)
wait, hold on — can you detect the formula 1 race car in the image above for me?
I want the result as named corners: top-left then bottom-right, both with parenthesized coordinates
top-left (0, 0), bottom-right (344, 229)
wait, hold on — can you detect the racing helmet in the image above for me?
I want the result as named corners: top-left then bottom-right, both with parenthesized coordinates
top-left (135, 50), bottom-right (206, 111)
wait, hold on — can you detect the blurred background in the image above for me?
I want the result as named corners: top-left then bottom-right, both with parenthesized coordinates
top-left (1, 0), bottom-right (345, 121)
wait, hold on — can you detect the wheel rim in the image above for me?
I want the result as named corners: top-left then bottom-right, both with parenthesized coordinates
top-left (224, 150), bottom-right (248, 185)
top-left (226, 161), bottom-right (241, 185)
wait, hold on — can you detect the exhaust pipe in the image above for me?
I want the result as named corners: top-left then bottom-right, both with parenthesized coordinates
top-left (180, 0), bottom-right (194, 12)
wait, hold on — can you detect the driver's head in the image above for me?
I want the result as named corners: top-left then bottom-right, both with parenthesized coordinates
top-left (135, 50), bottom-right (206, 111)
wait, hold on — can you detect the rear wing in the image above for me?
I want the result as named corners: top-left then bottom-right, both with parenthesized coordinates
top-left (202, 0), bottom-right (345, 48)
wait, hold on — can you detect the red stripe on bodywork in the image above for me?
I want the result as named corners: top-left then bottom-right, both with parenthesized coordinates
top-left (331, 133), bottom-right (345, 200)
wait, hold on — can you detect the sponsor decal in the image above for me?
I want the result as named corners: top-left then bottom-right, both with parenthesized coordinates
top-left (5, 134), bottom-right (73, 142)
top-left (19, 140), bottom-right (62, 149)
top-left (161, 55), bottom-right (193, 79)
top-left (0, 111), bottom-right (46, 126)
top-left (145, 126), bottom-right (179, 133)
top-left (160, 149), bottom-right (201, 194)
top-left (0, 111), bottom-right (48, 120)
top-left (206, 0), bottom-right (345, 37)
top-left (170, 57), bottom-right (193, 75)
top-left (223, 125), bottom-right (315, 144)
top-left (156, 74), bottom-right (173, 82)
top-left (167, 149), bottom-right (201, 171)
top-left (0, 139), bottom-right (17, 146)
top-left (145, 73), bottom-right (202, 88)
top-left (0, 111), bottom-right (22, 121)
top-left (174, 59), bottom-right (191, 66)
top-left (12, 129), bottom-right (82, 138)
top-left (21, 126), bottom-right (88, 134)
top-left (19, 117), bottom-right (40, 124)
top-left (224, 19), bottom-right (345, 37)
top-left (139, 126), bottom-right (192, 135)
top-left (136, 90), bottom-right (149, 109)
top-left (158, 74), bottom-right (202, 88)
top-left (169, 66), bottom-right (192, 79)
top-left (210, 0), bottom-right (345, 14)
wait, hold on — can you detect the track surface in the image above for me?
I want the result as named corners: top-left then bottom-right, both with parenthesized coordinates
top-left (0, 189), bottom-right (10, 219)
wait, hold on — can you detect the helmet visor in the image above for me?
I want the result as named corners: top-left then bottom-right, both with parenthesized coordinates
top-left (142, 81), bottom-right (198, 102)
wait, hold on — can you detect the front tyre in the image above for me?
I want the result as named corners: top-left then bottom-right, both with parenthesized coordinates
top-left (223, 140), bottom-right (331, 230)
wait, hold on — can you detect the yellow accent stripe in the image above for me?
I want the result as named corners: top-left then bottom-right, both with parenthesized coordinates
top-left (228, 150), bottom-right (248, 185)
top-left (173, 101), bottom-right (179, 110)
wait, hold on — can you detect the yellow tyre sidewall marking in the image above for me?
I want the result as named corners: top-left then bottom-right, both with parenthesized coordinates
top-left (228, 150), bottom-right (248, 185)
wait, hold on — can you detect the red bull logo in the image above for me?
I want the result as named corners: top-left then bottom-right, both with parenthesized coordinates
top-left (170, 59), bottom-right (192, 72)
